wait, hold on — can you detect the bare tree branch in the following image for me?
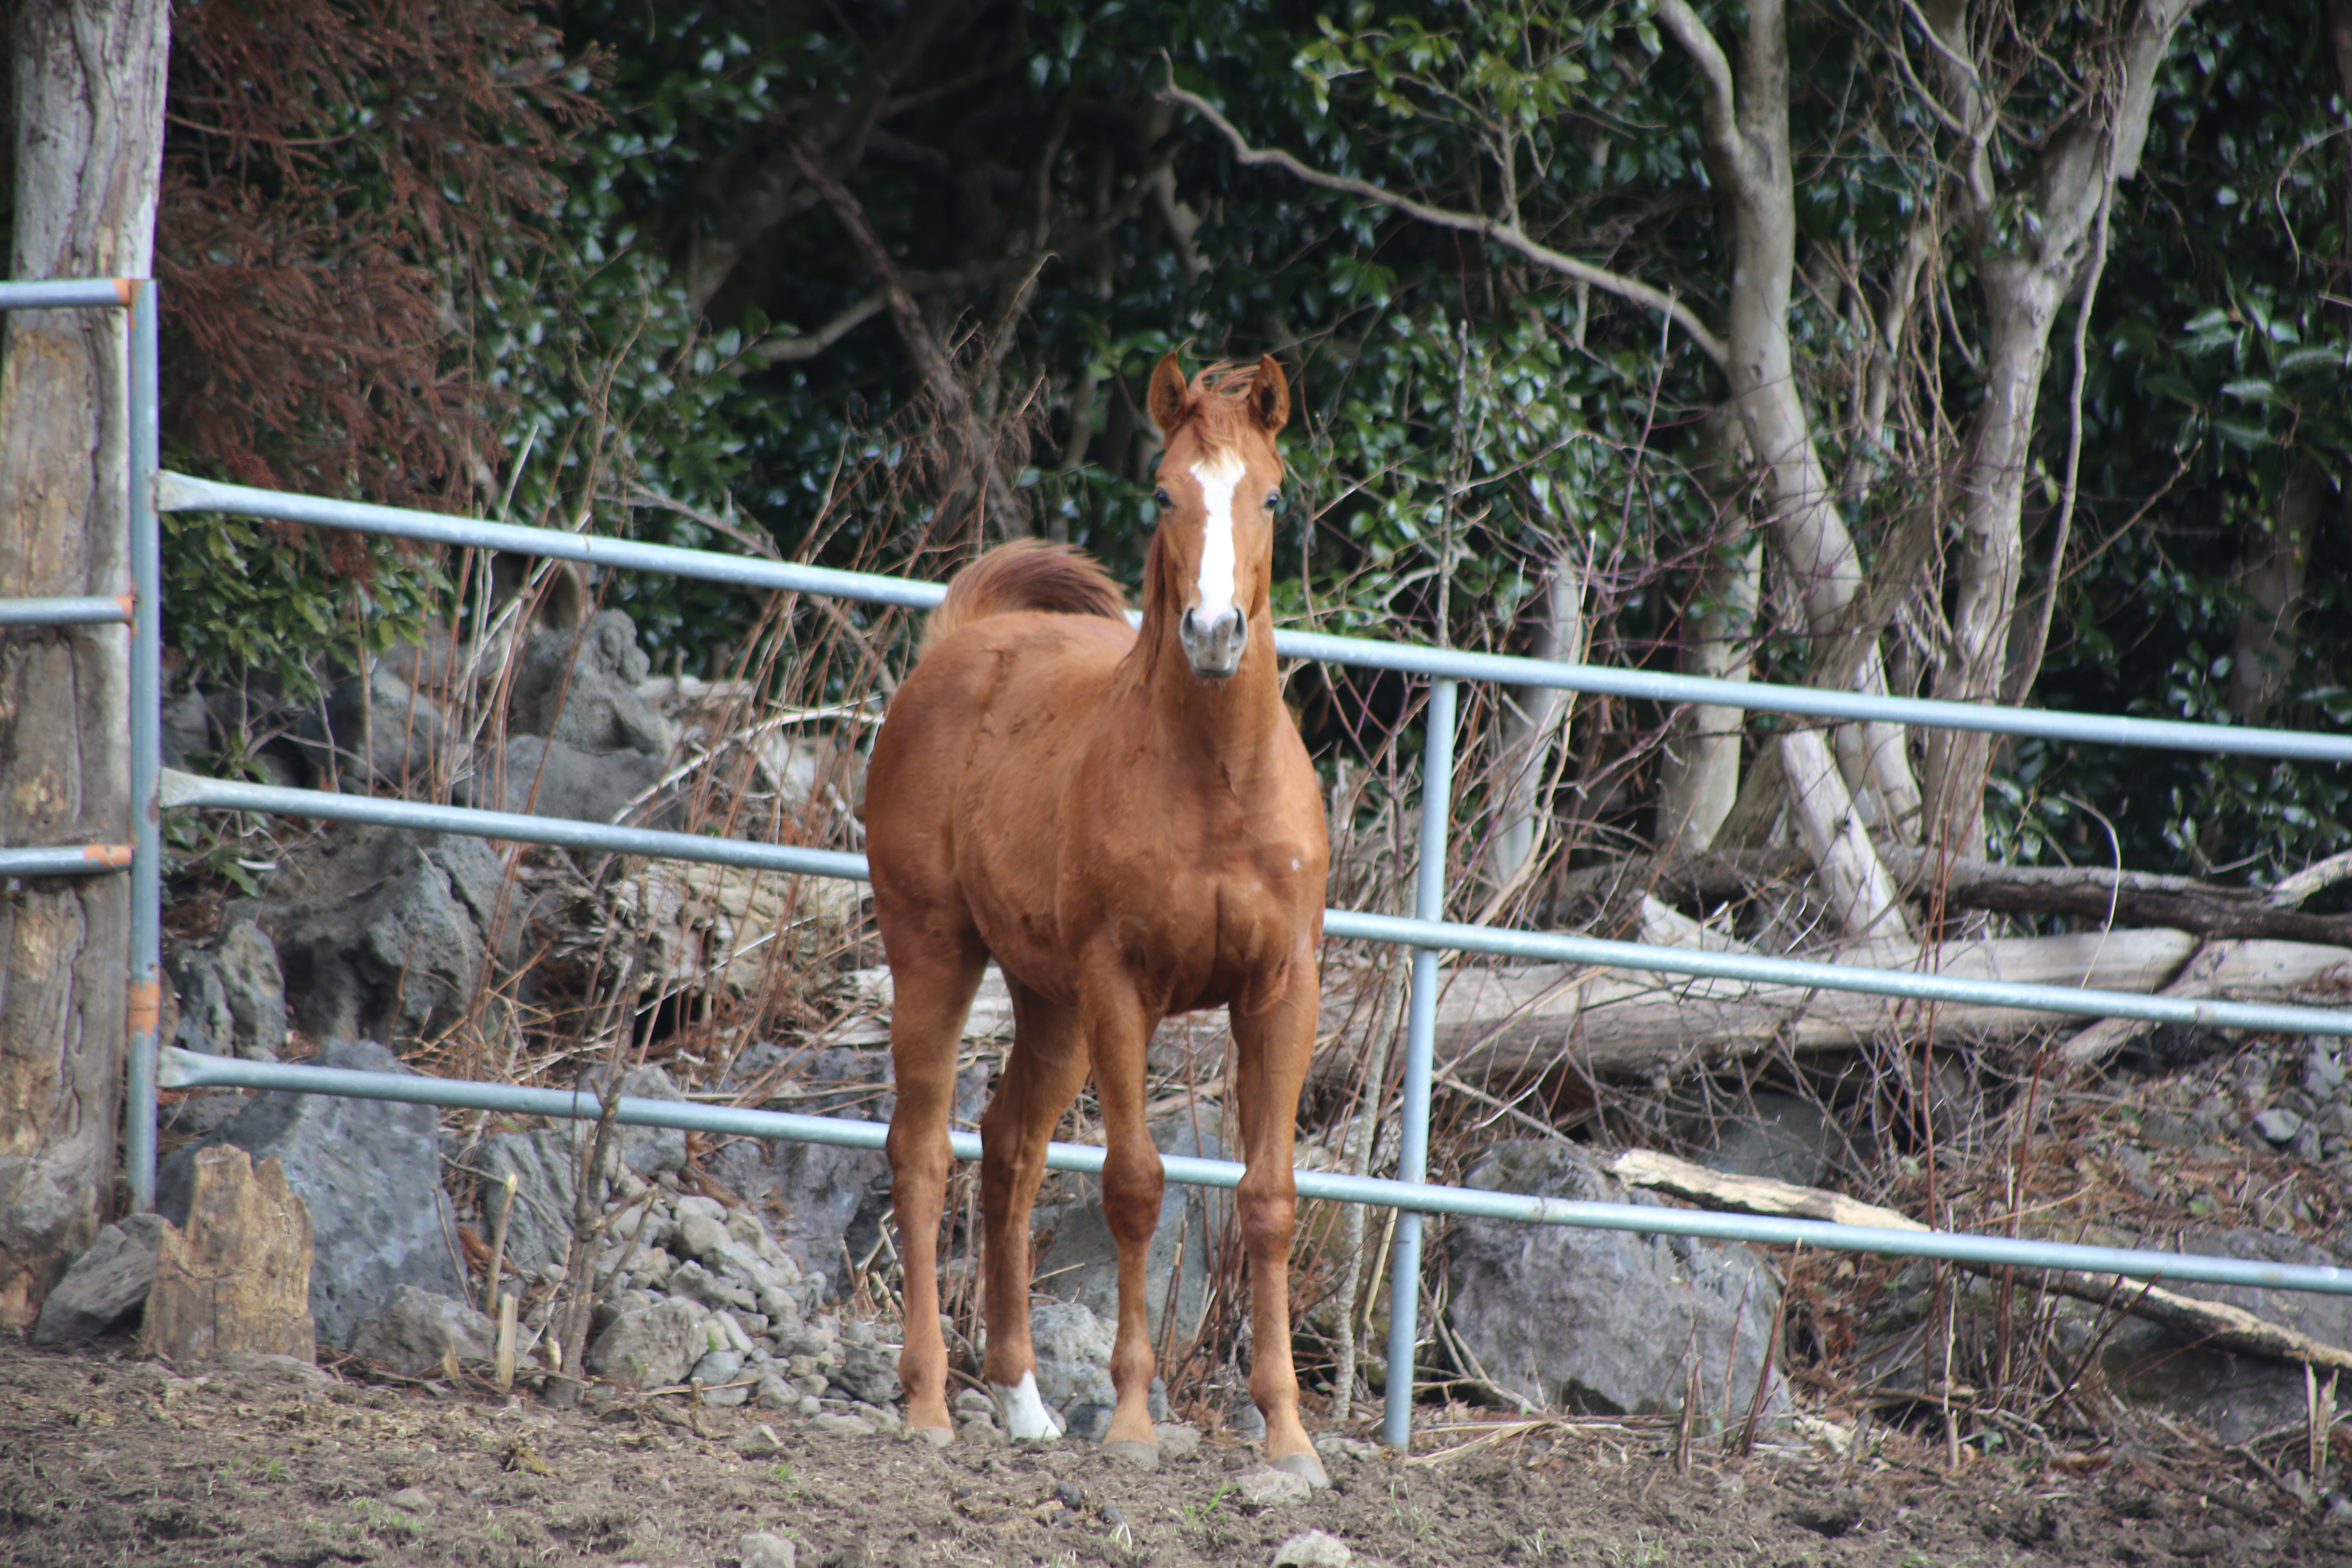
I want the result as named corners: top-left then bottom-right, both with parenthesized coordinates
top-left (757, 292), bottom-right (888, 363)
top-left (1157, 77), bottom-right (1730, 370)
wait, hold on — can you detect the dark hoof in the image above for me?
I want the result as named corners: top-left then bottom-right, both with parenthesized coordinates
top-left (1268, 1449), bottom-right (1330, 1488)
top-left (1102, 1438), bottom-right (1160, 1471)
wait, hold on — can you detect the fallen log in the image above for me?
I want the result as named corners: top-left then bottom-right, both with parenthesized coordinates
top-left (1315, 930), bottom-right (2352, 1086)
top-left (1608, 1147), bottom-right (2352, 1373)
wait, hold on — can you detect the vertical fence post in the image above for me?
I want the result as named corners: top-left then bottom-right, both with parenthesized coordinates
top-left (125, 280), bottom-right (162, 1213)
top-left (1383, 676), bottom-right (1457, 1448)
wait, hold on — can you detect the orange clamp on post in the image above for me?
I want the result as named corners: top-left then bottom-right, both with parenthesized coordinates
top-left (114, 279), bottom-right (138, 307)
top-left (83, 843), bottom-right (135, 869)
top-left (125, 978), bottom-right (162, 1036)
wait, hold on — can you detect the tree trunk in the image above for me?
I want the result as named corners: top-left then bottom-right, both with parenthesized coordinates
top-left (1656, 0), bottom-right (1924, 845)
top-left (1312, 931), bottom-right (2350, 1087)
top-left (1657, 414), bottom-right (1759, 854)
top-left (1484, 552), bottom-right (1585, 891)
top-left (2227, 452), bottom-right (2325, 725)
top-left (0, 0), bottom-right (169, 1330)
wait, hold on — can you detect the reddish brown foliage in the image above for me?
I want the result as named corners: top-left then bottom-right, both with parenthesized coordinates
top-left (158, 0), bottom-right (596, 541)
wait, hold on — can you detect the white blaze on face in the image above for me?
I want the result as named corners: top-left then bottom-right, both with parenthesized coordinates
top-left (1188, 451), bottom-right (1248, 622)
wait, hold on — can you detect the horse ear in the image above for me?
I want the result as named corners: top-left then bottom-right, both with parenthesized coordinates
top-left (1248, 354), bottom-right (1290, 434)
top-left (1146, 352), bottom-right (1191, 437)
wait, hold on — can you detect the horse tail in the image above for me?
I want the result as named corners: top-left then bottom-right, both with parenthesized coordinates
top-left (920, 540), bottom-right (1129, 655)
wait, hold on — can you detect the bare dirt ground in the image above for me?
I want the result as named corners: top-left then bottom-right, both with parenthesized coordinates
top-left (5, 1338), bottom-right (2350, 1568)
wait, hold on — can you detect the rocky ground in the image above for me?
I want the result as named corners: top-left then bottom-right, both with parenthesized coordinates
top-left (9, 1334), bottom-right (2352, 1568)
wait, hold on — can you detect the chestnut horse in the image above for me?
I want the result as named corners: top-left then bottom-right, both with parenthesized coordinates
top-left (865, 353), bottom-right (1330, 1483)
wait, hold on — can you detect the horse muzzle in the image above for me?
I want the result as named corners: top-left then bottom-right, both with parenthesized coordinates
top-left (1179, 604), bottom-right (1247, 678)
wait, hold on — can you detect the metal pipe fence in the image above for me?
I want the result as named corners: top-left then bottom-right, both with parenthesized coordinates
top-left (11, 274), bottom-right (2352, 1447)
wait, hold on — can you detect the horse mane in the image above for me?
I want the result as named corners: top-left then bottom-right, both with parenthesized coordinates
top-left (1176, 361), bottom-right (1284, 464)
top-left (921, 539), bottom-right (1130, 655)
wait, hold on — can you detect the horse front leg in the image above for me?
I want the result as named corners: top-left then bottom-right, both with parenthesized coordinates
top-left (1080, 964), bottom-right (1166, 1466)
top-left (978, 979), bottom-right (1090, 1440)
top-left (881, 924), bottom-right (987, 1445)
top-left (1231, 950), bottom-right (1328, 1486)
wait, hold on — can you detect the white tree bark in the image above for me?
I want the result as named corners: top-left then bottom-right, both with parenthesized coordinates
top-left (1780, 728), bottom-right (1913, 941)
top-left (0, 0), bottom-right (170, 1329)
top-left (1655, 0), bottom-right (1926, 848)
top-left (1657, 415), bottom-right (1760, 853)
top-left (1915, 0), bottom-right (2199, 853)
top-left (1484, 553), bottom-right (1585, 892)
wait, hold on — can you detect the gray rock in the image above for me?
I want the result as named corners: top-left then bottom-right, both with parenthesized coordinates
top-left (1027, 1300), bottom-right (1117, 1417)
top-left (32, 1215), bottom-right (167, 1342)
top-left (2100, 1229), bottom-right (2352, 1442)
top-left (1705, 1092), bottom-right (1832, 1187)
top-left (735, 1422), bottom-right (786, 1458)
top-left (808, 1412), bottom-right (876, 1437)
top-left (693, 1349), bottom-right (750, 1405)
top-left (348, 1285), bottom-right (494, 1375)
top-left (1273, 1530), bottom-right (1354, 1567)
top-left (160, 684), bottom-right (212, 769)
top-left (1445, 1141), bottom-right (1784, 1419)
top-left (155, 1038), bottom-right (467, 1347)
top-left (739, 1532), bottom-right (797, 1568)
top-left (755, 1374), bottom-right (797, 1412)
top-left (262, 824), bottom-right (518, 1046)
top-left (706, 1045), bottom-right (986, 1285)
top-left (1235, 1468), bottom-right (1312, 1507)
top-left (169, 920), bottom-right (287, 1060)
top-left (479, 1065), bottom-right (688, 1272)
top-left (510, 610), bottom-right (668, 756)
top-left (293, 657), bottom-right (458, 791)
top-left (462, 733), bottom-right (667, 827)
top-left (2307, 1049), bottom-right (2347, 1100)
top-left (1035, 1114), bottom-right (1230, 1345)
top-left (831, 1337), bottom-right (901, 1406)
top-left (2253, 1108), bottom-right (2306, 1145)
top-left (588, 1296), bottom-right (715, 1389)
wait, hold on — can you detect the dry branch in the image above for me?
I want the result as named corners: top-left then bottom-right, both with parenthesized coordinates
top-left (1316, 931), bottom-right (2352, 1086)
top-left (1606, 1147), bottom-right (2352, 1373)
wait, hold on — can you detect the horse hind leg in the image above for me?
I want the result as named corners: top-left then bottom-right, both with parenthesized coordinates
top-left (978, 977), bottom-right (1091, 1441)
top-left (882, 924), bottom-right (988, 1445)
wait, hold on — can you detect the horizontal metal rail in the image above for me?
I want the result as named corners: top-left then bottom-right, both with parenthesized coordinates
top-left (159, 1047), bottom-right (2352, 1298)
top-left (0, 279), bottom-right (134, 310)
top-left (162, 769), bottom-right (2352, 1038)
top-left (0, 845), bottom-right (135, 876)
top-left (0, 594), bottom-right (134, 628)
top-left (157, 471), bottom-right (2352, 764)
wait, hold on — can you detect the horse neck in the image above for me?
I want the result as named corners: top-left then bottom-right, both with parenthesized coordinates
top-left (1127, 545), bottom-right (1286, 757)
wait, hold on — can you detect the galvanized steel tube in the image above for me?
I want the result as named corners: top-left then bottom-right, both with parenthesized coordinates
top-left (0, 595), bottom-right (133, 627)
top-left (158, 470), bottom-right (2352, 764)
top-left (161, 769), bottom-right (2352, 1039)
top-left (0, 278), bottom-right (134, 310)
top-left (1386, 677), bottom-right (1457, 1448)
top-left (126, 282), bottom-right (163, 1214)
top-left (156, 1047), bottom-right (2352, 1298)
top-left (0, 846), bottom-right (135, 877)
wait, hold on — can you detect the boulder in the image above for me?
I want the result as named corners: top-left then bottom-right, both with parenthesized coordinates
top-left (262, 824), bottom-right (517, 1046)
top-left (1035, 1113), bottom-right (1230, 1346)
top-left (1445, 1141), bottom-right (1784, 1419)
top-left (509, 610), bottom-right (668, 757)
top-left (1027, 1299), bottom-right (1117, 1417)
top-left (293, 657), bottom-right (458, 790)
top-left (169, 919), bottom-right (287, 1060)
top-left (706, 1045), bottom-right (987, 1284)
top-left (32, 1215), bottom-right (168, 1343)
top-left (2095, 1227), bottom-right (2352, 1443)
top-left (348, 1285), bottom-right (494, 1374)
top-left (156, 1038), bottom-right (468, 1347)
top-left (588, 1295), bottom-right (713, 1389)
top-left (478, 1065), bottom-right (688, 1274)
top-left (1704, 1092), bottom-right (1833, 1187)
top-left (463, 733), bottom-right (667, 826)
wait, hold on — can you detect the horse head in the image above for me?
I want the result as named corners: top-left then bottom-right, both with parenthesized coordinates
top-left (1145, 352), bottom-right (1289, 680)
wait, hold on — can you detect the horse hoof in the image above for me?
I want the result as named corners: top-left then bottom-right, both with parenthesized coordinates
top-left (910, 1424), bottom-right (953, 1448)
top-left (1102, 1439), bottom-right (1160, 1471)
top-left (1268, 1450), bottom-right (1330, 1489)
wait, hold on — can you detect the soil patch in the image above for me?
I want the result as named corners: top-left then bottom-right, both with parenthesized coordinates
top-left (2, 1338), bottom-right (2345, 1567)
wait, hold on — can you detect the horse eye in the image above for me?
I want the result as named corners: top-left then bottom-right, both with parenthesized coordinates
top-left (1264, 492), bottom-right (1281, 511)
top-left (1154, 487), bottom-right (1172, 509)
